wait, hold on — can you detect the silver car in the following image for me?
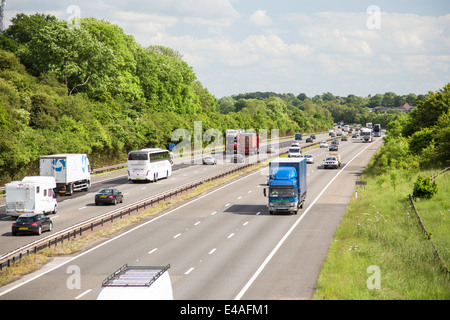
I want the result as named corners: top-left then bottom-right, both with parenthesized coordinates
top-left (202, 155), bottom-right (217, 165)
top-left (303, 154), bottom-right (314, 164)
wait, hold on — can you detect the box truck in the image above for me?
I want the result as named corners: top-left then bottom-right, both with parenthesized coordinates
top-left (264, 158), bottom-right (307, 215)
top-left (5, 176), bottom-right (57, 217)
top-left (40, 154), bottom-right (91, 195)
top-left (237, 132), bottom-right (260, 155)
top-left (97, 264), bottom-right (173, 300)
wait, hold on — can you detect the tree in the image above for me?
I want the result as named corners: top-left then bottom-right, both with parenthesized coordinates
top-left (28, 20), bottom-right (116, 96)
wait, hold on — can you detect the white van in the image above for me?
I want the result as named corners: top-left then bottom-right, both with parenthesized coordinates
top-left (97, 264), bottom-right (173, 300)
top-left (5, 176), bottom-right (57, 217)
top-left (288, 146), bottom-right (302, 158)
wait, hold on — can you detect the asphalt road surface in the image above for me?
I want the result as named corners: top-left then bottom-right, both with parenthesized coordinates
top-left (0, 135), bottom-right (382, 300)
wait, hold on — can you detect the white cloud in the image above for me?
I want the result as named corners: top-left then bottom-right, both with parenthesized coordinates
top-left (249, 10), bottom-right (273, 27)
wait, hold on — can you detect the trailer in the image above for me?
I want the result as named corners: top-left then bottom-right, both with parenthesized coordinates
top-left (97, 264), bottom-right (173, 300)
top-left (264, 158), bottom-right (307, 215)
top-left (5, 176), bottom-right (57, 217)
top-left (40, 154), bottom-right (91, 195)
top-left (236, 132), bottom-right (260, 155)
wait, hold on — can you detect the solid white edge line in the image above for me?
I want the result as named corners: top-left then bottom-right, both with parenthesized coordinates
top-left (234, 142), bottom-right (373, 300)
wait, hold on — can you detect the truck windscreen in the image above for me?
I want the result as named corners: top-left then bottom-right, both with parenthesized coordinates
top-left (269, 187), bottom-right (295, 198)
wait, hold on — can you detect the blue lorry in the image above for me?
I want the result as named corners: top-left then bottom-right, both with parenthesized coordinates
top-left (264, 158), bottom-right (307, 215)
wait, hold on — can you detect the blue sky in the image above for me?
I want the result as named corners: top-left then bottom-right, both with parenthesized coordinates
top-left (3, 1), bottom-right (450, 98)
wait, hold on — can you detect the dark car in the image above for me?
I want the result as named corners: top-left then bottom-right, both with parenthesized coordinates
top-left (310, 134), bottom-right (316, 139)
top-left (329, 144), bottom-right (338, 151)
top-left (95, 188), bottom-right (124, 205)
top-left (341, 136), bottom-right (348, 141)
top-left (12, 213), bottom-right (53, 236)
top-left (231, 154), bottom-right (245, 163)
top-left (305, 137), bottom-right (313, 143)
top-left (331, 139), bottom-right (339, 145)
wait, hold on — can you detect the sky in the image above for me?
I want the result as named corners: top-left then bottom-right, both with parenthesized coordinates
top-left (2, 1), bottom-right (450, 98)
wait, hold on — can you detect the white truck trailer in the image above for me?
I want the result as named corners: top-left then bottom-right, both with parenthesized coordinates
top-left (5, 176), bottom-right (57, 217)
top-left (360, 128), bottom-right (373, 142)
top-left (40, 154), bottom-right (91, 195)
top-left (97, 264), bottom-right (173, 300)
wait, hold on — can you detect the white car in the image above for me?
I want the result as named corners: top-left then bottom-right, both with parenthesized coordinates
top-left (303, 154), bottom-right (314, 164)
top-left (291, 141), bottom-right (300, 147)
top-left (202, 155), bottom-right (217, 165)
top-left (320, 141), bottom-right (329, 148)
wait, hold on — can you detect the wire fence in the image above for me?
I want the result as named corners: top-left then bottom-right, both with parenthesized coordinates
top-left (408, 166), bottom-right (450, 277)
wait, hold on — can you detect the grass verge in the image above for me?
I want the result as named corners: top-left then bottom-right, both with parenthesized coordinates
top-left (313, 168), bottom-right (450, 299)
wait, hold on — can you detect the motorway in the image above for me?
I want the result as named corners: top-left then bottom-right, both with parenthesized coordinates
top-left (0, 134), bottom-right (382, 300)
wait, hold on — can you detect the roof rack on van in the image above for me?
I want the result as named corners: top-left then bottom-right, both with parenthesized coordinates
top-left (101, 264), bottom-right (170, 288)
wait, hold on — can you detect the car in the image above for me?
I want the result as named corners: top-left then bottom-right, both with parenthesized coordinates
top-left (329, 144), bottom-right (338, 151)
top-left (95, 188), bottom-right (123, 205)
top-left (291, 140), bottom-right (300, 147)
top-left (330, 132), bottom-right (336, 137)
top-left (266, 145), bottom-right (277, 153)
top-left (12, 213), bottom-right (53, 236)
top-left (231, 154), bottom-right (245, 163)
top-left (310, 134), bottom-right (316, 139)
top-left (341, 136), bottom-right (348, 141)
top-left (303, 154), bottom-right (314, 164)
top-left (352, 133), bottom-right (359, 138)
top-left (331, 139), bottom-right (339, 145)
top-left (320, 141), bottom-right (329, 148)
top-left (305, 137), bottom-right (313, 143)
top-left (202, 155), bottom-right (217, 165)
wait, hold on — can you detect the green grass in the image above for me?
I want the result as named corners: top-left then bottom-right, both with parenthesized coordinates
top-left (313, 169), bottom-right (450, 300)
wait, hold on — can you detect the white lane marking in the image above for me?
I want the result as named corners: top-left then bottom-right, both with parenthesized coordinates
top-left (0, 167), bottom-right (265, 297)
top-left (237, 196), bottom-right (242, 200)
top-left (208, 248), bottom-right (217, 255)
top-left (256, 212), bottom-right (261, 215)
top-left (185, 267), bottom-right (195, 275)
top-left (227, 233), bottom-right (235, 239)
top-left (148, 248), bottom-right (158, 254)
top-left (211, 211), bottom-right (217, 215)
top-left (243, 222), bottom-right (249, 226)
top-left (75, 289), bottom-right (92, 300)
top-left (173, 233), bottom-right (181, 239)
top-left (234, 142), bottom-right (373, 300)
top-left (194, 221), bottom-right (201, 226)
top-left (78, 206), bottom-right (87, 210)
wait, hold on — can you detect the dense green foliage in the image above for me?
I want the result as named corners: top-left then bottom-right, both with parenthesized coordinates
top-left (0, 13), bottom-right (442, 184)
top-left (365, 83), bottom-right (450, 178)
top-left (412, 176), bottom-right (439, 199)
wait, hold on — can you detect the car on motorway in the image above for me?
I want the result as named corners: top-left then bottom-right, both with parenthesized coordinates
top-left (303, 154), bottom-right (314, 164)
top-left (95, 188), bottom-right (124, 205)
top-left (320, 141), bottom-right (329, 148)
top-left (230, 154), bottom-right (245, 163)
top-left (310, 134), bottom-right (316, 140)
top-left (331, 139), bottom-right (339, 145)
top-left (329, 144), bottom-right (338, 151)
top-left (352, 133), bottom-right (359, 138)
top-left (341, 136), bottom-right (348, 141)
top-left (330, 132), bottom-right (336, 137)
top-left (12, 213), bottom-right (53, 236)
top-left (291, 140), bottom-right (300, 147)
top-left (266, 145), bottom-right (277, 153)
top-left (305, 137), bottom-right (313, 143)
top-left (202, 155), bottom-right (217, 165)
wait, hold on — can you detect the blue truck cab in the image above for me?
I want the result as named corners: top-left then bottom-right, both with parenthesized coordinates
top-left (264, 158), bottom-right (307, 215)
